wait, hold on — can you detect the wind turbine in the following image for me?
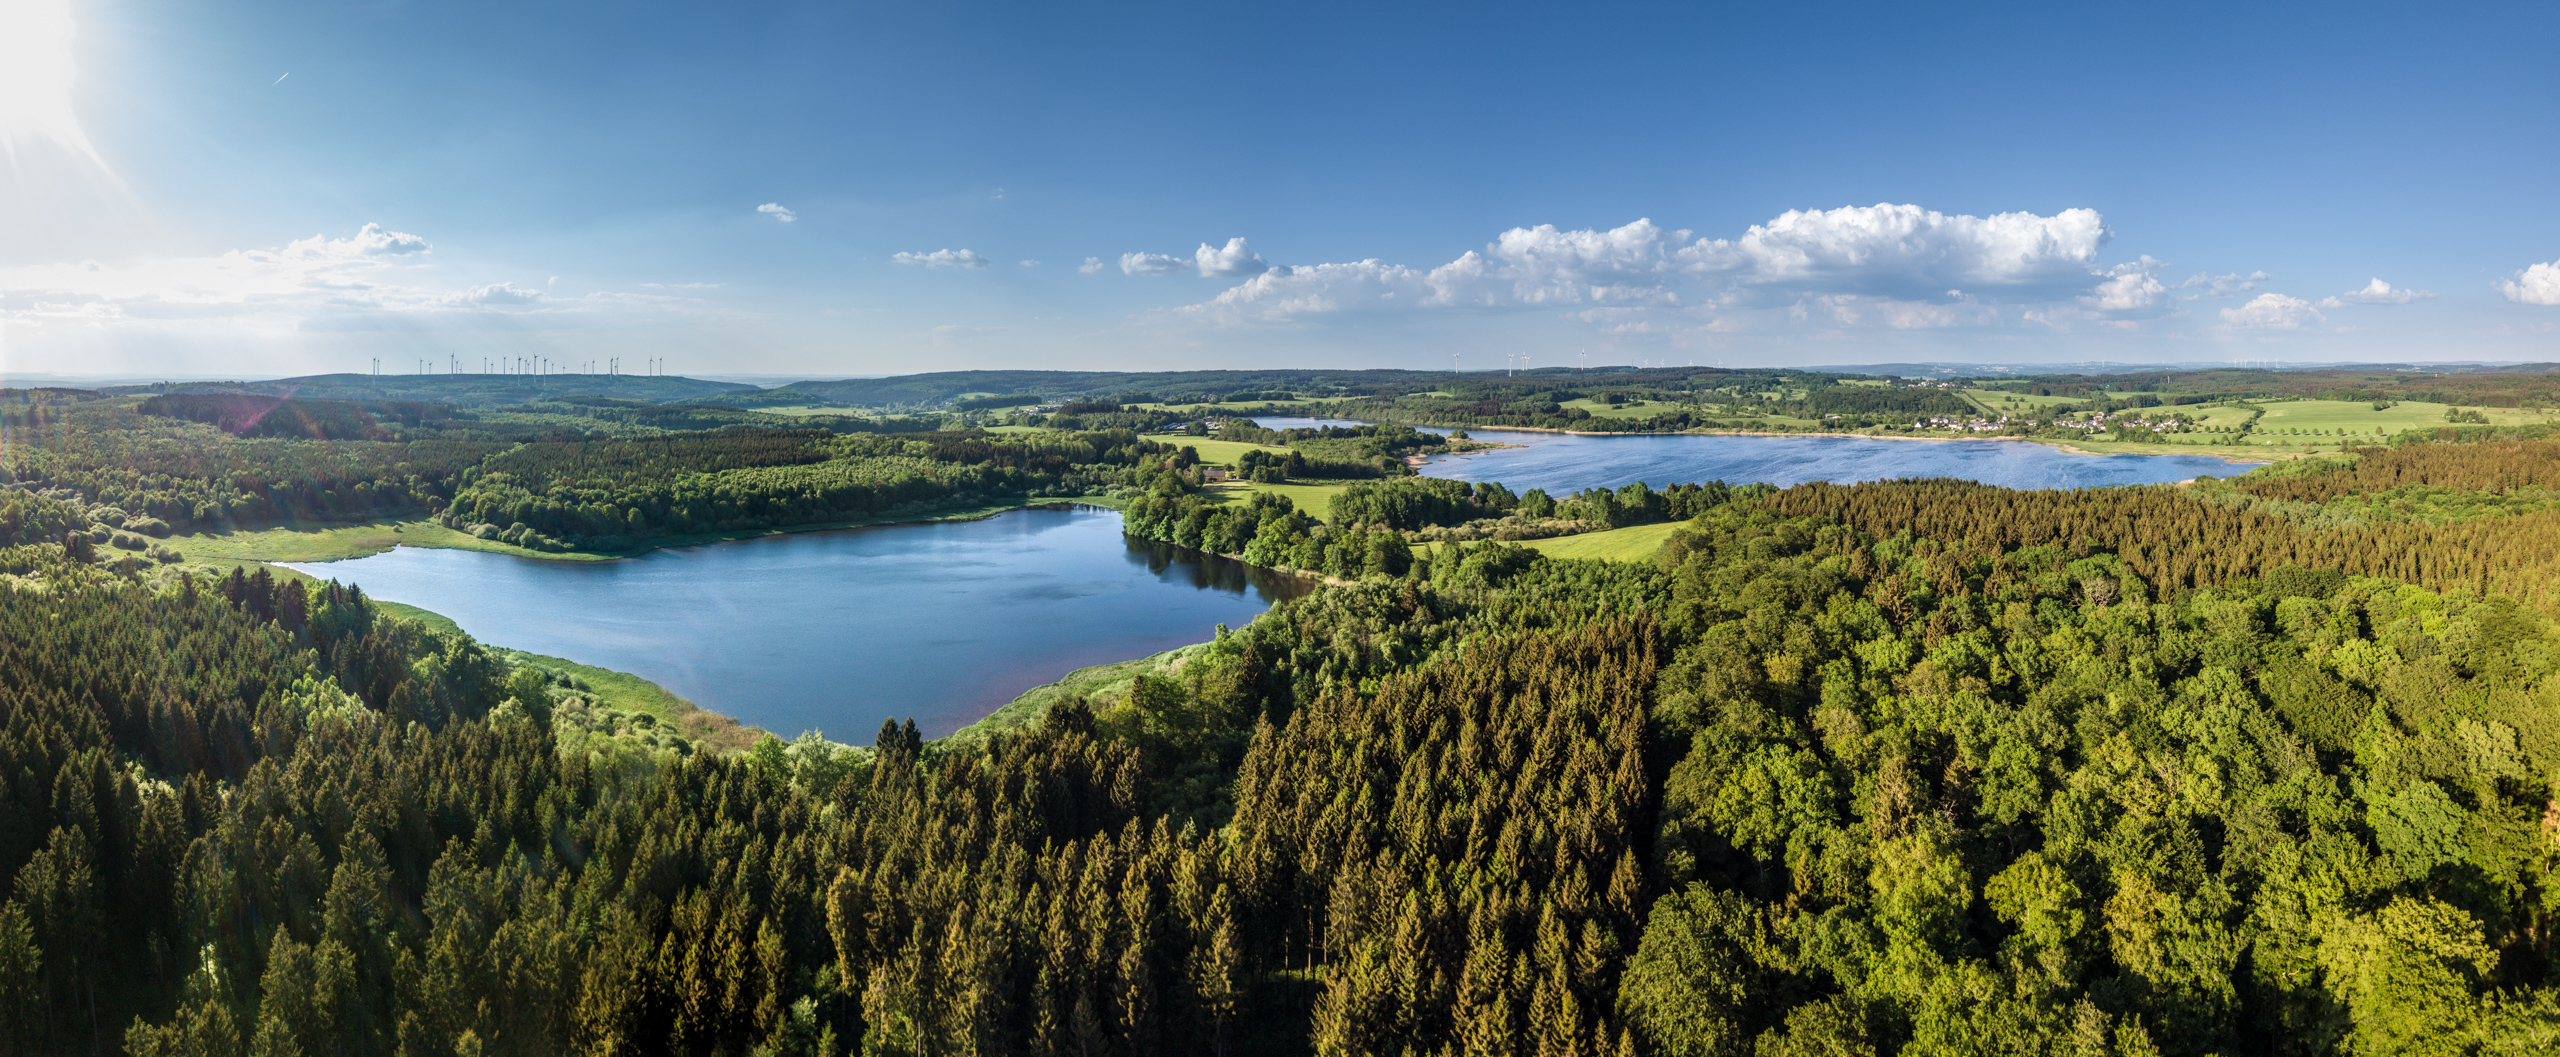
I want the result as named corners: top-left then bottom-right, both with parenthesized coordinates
top-left (1450, 352), bottom-right (1460, 373)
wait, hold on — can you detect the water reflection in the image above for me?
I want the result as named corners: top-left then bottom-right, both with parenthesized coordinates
top-left (1122, 533), bottom-right (1315, 601)
top-left (285, 506), bottom-right (1296, 741)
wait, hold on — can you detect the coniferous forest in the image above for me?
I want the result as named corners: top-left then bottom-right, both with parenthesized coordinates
top-left (11, 386), bottom-right (2560, 1054)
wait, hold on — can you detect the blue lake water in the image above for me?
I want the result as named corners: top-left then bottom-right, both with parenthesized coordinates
top-left (285, 507), bottom-right (1304, 742)
top-left (288, 426), bottom-right (2256, 743)
top-left (1245, 416), bottom-right (2262, 493)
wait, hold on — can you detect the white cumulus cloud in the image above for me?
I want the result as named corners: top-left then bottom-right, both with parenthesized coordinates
top-left (2498, 261), bottom-right (2560, 306)
top-left (1120, 252), bottom-right (1189, 276)
top-left (893, 248), bottom-right (990, 269)
top-left (1184, 260), bottom-right (1429, 320)
top-left (1176, 205), bottom-right (2133, 327)
top-left (2181, 271), bottom-right (2267, 299)
top-left (1019, 259), bottom-right (1040, 268)
top-left (447, 282), bottom-right (545, 306)
top-left (304, 223), bottom-right (431, 259)
top-left (2221, 292), bottom-right (2325, 330)
top-left (2318, 278), bottom-right (2433, 308)
top-left (0, 224), bottom-right (716, 349)
top-left (2082, 258), bottom-right (2171, 313)
top-left (1194, 238), bottom-right (1271, 278)
top-left (1078, 257), bottom-right (1104, 274)
top-left (1675, 204), bottom-right (2109, 298)
top-left (1466, 218), bottom-right (1690, 305)
top-left (757, 203), bottom-right (797, 223)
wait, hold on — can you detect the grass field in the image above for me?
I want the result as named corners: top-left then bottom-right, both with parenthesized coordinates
top-left (166, 519), bottom-right (622, 565)
top-left (1421, 521), bottom-right (1687, 563)
top-left (2250, 399), bottom-right (2464, 437)
top-left (1518, 522), bottom-right (1686, 561)
top-left (1198, 479), bottom-right (1360, 521)
top-left (1168, 437), bottom-right (1295, 465)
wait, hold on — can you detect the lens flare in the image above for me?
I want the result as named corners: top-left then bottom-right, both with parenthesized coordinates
top-left (0, 0), bottom-right (103, 166)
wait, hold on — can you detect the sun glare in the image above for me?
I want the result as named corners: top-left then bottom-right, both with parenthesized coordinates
top-left (0, 0), bottom-right (100, 163)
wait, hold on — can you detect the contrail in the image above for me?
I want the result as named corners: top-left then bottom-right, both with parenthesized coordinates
top-left (274, 73), bottom-right (290, 85)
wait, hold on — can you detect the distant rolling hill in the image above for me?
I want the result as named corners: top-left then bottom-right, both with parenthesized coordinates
top-left (99, 372), bottom-right (761, 407)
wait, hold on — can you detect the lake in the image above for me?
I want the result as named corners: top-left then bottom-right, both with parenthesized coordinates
top-left (293, 425), bottom-right (2255, 744)
top-left (284, 506), bottom-right (1304, 742)
top-left (1246, 416), bottom-right (2262, 493)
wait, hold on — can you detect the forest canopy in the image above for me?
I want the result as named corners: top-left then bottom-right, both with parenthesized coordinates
top-left (13, 390), bottom-right (2560, 1054)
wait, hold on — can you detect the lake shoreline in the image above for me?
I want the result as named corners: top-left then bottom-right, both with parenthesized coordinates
top-left (281, 506), bottom-right (1296, 747)
top-left (1413, 423), bottom-right (2277, 467)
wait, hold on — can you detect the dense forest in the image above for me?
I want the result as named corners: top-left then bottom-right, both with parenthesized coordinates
top-left (18, 380), bottom-right (2560, 1053)
top-left (11, 423), bottom-right (2560, 1054)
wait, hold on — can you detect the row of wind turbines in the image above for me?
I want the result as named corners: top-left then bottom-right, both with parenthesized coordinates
top-left (368, 356), bottom-right (673, 377)
top-left (1447, 349), bottom-right (1715, 375)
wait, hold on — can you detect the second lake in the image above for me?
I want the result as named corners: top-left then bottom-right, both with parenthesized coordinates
top-left (1246, 418), bottom-right (2263, 494)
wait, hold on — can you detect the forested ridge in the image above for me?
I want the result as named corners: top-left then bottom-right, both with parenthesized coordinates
top-left (1, 391), bottom-right (1193, 552)
top-left (8, 418), bottom-right (2560, 1055)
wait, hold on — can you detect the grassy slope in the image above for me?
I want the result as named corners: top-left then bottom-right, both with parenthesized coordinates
top-left (1559, 398), bottom-right (1683, 420)
top-left (1518, 521), bottom-right (1687, 561)
top-left (493, 645), bottom-right (757, 751)
top-left (168, 520), bottom-right (623, 566)
top-left (939, 642), bottom-right (1214, 747)
top-left (1418, 521), bottom-right (1686, 564)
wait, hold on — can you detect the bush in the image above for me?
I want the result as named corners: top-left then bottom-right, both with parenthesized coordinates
top-left (110, 532), bottom-right (148, 551)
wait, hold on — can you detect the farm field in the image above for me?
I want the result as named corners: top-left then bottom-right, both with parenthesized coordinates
top-left (757, 405), bottom-right (874, 417)
top-left (1166, 437), bottom-right (1294, 466)
top-left (1559, 397), bottom-right (1682, 419)
top-left (1135, 398), bottom-right (1327, 412)
top-left (1203, 479), bottom-right (1359, 522)
top-left (2187, 405), bottom-right (2260, 429)
top-left (2250, 399), bottom-right (2465, 436)
top-left (1963, 388), bottom-right (2085, 412)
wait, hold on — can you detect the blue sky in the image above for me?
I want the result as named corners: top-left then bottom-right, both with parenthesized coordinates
top-left (2, 0), bottom-right (2555, 378)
